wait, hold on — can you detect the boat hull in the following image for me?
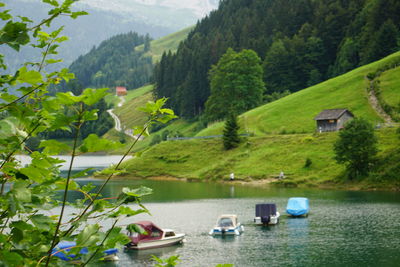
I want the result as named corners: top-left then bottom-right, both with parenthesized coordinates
top-left (126, 234), bottom-right (186, 250)
top-left (209, 225), bottom-right (244, 236)
top-left (254, 212), bottom-right (280, 225)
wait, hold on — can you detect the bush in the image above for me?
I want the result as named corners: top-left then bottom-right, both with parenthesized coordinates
top-left (150, 134), bottom-right (162, 145)
top-left (304, 158), bottom-right (312, 168)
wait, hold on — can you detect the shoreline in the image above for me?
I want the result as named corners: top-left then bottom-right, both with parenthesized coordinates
top-left (101, 174), bottom-right (400, 192)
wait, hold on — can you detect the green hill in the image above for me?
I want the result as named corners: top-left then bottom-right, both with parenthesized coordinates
top-left (198, 52), bottom-right (400, 136)
top-left (136, 26), bottom-right (193, 63)
top-left (102, 52), bottom-right (400, 190)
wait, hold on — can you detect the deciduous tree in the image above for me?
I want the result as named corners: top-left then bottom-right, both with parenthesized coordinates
top-left (334, 117), bottom-right (378, 179)
top-left (205, 48), bottom-right (265, 122)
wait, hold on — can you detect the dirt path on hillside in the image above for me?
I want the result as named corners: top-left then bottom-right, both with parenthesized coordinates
top-left (108, 97), bottom-right (142, 140)
top-left (366, 79), bottom-right (394, 124)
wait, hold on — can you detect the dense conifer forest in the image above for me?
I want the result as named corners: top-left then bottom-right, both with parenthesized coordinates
top-left (154, 0), bottom-right (400, 119)
top-left (65, 32), bottom-right (153, 91)
top-left (52, 32), bottom-right (153, 140)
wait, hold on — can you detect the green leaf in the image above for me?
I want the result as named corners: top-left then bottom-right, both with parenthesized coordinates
top-left (55, 179), bottom-right (80, 191)
top-left (45, 58), bottom-right (63, 64)
top-left (81, 88), bottom-right (109, 106)
top-left (72, 168), bottom-right (93, 179)
top-left (76, 224), bottom-right (100, 247)
top-left (20, 166), bottom-right (44, 183)
top-left (0, 10), bottom-right (12, 21)
top-left (0, 92), bottom-right (18, 103)
top-left (0, 118), bottom-right (17, 136)
top-left (11, 181), bottom-right (31, 202)
top-left (70, 11), bottom-right (88, 19)
top-left (58, 68), bottom-right (74, 82)
top-left (56, 91), bottom-right (83, 105)
top-left (109, 206), bottom-right (147, 218)
top-left (126, 224), bottom-right (147, 235)
top-left (16, 66), bottom-right (43, 84)
top-left (39, 139), bottom-right (70, 155)
top-left (0, 251), bottom-right (24, 266)
top-left (79, 134), bottom-right (121, 153)
top-left (42, 0), bottom-right (59, 7)
top-left (122, 186), bottom-right (152, 197)
top-left (81, 109), bottom-right (98, 121)
top-left (30, 214), bottom-right (54, 231)
top-left (0, 21), bottom-right (30, 51)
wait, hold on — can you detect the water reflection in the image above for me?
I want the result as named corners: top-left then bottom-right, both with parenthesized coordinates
top-left (286, 217), bottom-right (309, 265)
top-left (125, 244), bottom-right (182, 261)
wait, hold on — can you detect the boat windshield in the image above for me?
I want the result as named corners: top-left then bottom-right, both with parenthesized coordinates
top-left (218, 218), bottom-right (234, 227)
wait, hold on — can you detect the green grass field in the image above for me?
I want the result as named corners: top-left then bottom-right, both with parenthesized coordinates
top-left (114, 128), bottom-right (399, 189)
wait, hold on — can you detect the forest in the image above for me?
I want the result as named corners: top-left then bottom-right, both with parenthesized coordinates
top-left (63, 31), bottom-right (153, 91)
top-left (153, 0), bottom-right (400, 119)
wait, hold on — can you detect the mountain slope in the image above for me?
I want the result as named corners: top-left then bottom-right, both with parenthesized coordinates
top-left (63, 25), bottom-right (192, 91)
top-left (198, 52), bottom-right (400, 136)
top-left (1, 0), bottom-right (217, 73)
top-left (136, 26), bottom-right (194, 63)
top-left (154, 0), bottom-right (400, 118)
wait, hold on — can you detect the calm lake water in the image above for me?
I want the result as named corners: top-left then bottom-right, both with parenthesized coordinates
top-left (19, 155), bottom-right (400, 266)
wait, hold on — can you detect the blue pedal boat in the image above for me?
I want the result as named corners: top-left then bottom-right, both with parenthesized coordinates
top-left (286, 197), bottom-right (309, 217)
top-left (52, 241), bottom-right (119, 262)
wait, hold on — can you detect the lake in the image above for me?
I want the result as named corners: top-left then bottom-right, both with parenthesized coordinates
top-left (25, 155), bottom-right (400, 267)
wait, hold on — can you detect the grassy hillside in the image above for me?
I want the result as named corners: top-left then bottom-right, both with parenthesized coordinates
top-left (197, 53), bottom-right (400, 136)
top-left (114, 85), bottom-right (154, 129)
top-left (136, 26), bottom-right (193, 63)
top-left (100, 52), bottom-right (400, 190)
top-left (380, 67), bottom-right (400, 109)
top-left (113, 128), bottom-right (399, 189)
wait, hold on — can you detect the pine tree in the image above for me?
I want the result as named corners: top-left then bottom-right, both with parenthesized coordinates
top-left (223, 114), bottom-right (241, 150)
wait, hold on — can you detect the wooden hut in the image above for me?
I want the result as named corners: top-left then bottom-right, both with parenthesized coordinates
top-left (116, 86), bottom-right (127, 96)
top-left (314, 109), bottom-right (354, 132)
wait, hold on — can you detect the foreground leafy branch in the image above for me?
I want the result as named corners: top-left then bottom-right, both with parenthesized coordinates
top-left (0, 1), bottom-right (177, 266)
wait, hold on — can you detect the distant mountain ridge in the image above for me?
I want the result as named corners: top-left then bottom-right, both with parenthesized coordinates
top-left (0, 0), bottom-right (218, 73)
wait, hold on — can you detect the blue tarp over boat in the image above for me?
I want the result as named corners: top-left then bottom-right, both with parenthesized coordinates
top-left (286, 197), bottom-right (309, 216)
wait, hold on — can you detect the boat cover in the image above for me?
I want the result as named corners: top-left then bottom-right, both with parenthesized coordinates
top-left (52, 241), bottom-right (118, 261)
top-left (286, 197), bottom-right (309, 216)
top-left (255, 203), bottom-right (277, 217)
top-left (215, 215), bottom-right (239, 228)
top-left (128, 221), bottom-right (164, 244)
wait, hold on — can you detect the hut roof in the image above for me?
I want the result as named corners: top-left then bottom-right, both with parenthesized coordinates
top-left (314, 109), bottom-right (353, 120)
top-left (116, 86), bottom-right (127, 93)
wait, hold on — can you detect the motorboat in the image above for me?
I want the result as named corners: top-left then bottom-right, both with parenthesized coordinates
top-left (52, 241), bottom-right (119, 262)
top-left (254, 203), bottom-right (280, 225)
top-left (125, 221), bottom-right (186, 250)
top-left (209, 214), bottom-right (244, 236)
top-left (286, 197), bottom-right (309, 217)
